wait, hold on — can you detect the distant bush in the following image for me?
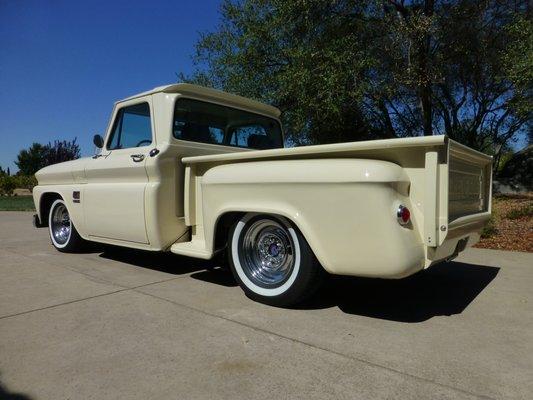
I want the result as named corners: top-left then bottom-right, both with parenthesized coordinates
top-left (0, 176), bottom-right (16, 196)
top-left (15, 175), bottom-right (38, 191)
top-left (0, 175), bottom-right (37, 195)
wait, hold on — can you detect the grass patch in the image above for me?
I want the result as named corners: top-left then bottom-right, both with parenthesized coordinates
top-left (506, 204), bottom-right (533, 219)
top-left (0, 196), bottom-right (35, 211)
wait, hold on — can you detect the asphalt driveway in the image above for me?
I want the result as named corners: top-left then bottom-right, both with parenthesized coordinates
top-left (0, 211), bottom-right (532, 399)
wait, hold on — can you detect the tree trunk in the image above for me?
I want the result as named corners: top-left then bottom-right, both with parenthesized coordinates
top-left (419, 84), bottom-right (433, 136)
top-left (420, 0), bottom-right (434, 136)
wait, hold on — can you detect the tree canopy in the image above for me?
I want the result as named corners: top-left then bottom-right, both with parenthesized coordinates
top-left (15, 139), bottom-right (80, 176)
top-left (183, 0), bottom-right (532, 163)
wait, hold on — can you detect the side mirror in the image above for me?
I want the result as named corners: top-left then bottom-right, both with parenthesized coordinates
top-left (93, 134), bottom-right (104, 149)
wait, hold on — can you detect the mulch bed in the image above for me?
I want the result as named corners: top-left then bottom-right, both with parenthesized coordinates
top-left (474, 193), bottom-right (533, 253)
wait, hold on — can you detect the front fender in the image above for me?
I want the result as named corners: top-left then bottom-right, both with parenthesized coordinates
top-left (32, 185), bottom-right (87, 237)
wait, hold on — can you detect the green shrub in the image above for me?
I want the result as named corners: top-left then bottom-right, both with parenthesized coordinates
top-left (0, 176), bottom-right (16, 196)
top-left (481, 215), bottom-right (498, 238)
top-left (506, 204), bottom-right (533, 219)
top-left (0, 175), bottom-right (38, 195)
top-left (15, 175), bottom-right (38, 192)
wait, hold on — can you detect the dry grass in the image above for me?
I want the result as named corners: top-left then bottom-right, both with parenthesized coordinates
top-left (475, 193), bottom-right (533, 253)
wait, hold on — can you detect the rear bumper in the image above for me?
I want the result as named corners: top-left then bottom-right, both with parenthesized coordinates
top-left (426, 211), bottom-right (490, 267)
top-left (447, 212), bottom-right (491, 237)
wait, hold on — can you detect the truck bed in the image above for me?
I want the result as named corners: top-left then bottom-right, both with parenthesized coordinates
top-left (179, 135), bottom-right (492, 269)
top-left (182, 135), bottom-right (449, 165)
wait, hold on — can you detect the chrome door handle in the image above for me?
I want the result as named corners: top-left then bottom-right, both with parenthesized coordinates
top-left (130, 154), bottom-right (145, 162)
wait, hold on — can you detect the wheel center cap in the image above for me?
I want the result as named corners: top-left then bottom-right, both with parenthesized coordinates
top-left (269, 243), bottom-right (280, 257)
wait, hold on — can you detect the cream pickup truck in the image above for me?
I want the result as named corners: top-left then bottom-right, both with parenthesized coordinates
top-left (33, 83), bottom-right (492, 306)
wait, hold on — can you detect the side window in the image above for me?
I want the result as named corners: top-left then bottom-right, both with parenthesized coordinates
top-left (107, 103), bottom-right (152, 150)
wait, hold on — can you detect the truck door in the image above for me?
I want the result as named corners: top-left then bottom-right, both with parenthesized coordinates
top-left (84, 100), bottom-right (153, 244)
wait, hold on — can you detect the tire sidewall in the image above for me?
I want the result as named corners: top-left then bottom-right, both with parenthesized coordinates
top-left (229, 213), bottom-right (305, 300)
top-left (48, 199), bottom-right (72, 249)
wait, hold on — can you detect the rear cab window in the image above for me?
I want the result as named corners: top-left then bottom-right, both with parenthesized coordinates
top-left (173, 98), bottom-right (283, 150)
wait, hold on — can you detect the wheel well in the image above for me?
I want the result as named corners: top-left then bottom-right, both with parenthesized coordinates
top-left (213, 212), bottom-right (245, 251)
top-left (39, 193), bottom-right (63, 227)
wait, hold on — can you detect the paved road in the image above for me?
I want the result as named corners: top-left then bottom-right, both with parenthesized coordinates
top-left (0, 211), bottom-right (532, 400)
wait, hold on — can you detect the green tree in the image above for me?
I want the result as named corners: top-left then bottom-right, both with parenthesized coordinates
top-left (43, 138), bottom-right (81, 166)
top-left (15, 143), bottom-right (48, 176)
top-left (183, 0), bottom-right (531, 160)
top-left (15, 138), bottom-right (80, 175)
top-left (502, 16), bottom-right (532, 119)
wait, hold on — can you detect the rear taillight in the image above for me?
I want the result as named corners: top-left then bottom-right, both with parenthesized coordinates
top-left (397, 205), bottom-right (411, 226)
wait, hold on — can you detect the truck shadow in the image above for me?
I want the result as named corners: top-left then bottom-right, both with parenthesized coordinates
top-left (301, 261), bottom-right (500, 322)
top-left (192, 259), bottom-right (500, 322)
top-left (97, 246), bottom-right (499, 323)
top-left (0, 374), bottom-right (33, 400)
top-left (97, 245), bottom-right (211, 276)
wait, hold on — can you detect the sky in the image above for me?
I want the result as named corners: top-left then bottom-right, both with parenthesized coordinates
top-left (0, 0), bottom-right (222, 171)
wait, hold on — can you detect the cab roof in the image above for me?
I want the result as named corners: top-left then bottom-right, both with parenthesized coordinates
top-left (117, 83), bottom-right (281, 118)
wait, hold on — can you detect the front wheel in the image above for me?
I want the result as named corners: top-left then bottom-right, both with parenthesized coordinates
top-left (227, 213), bottom-right (323, 307)
top-left (48, 199), bottom-right (86, 252)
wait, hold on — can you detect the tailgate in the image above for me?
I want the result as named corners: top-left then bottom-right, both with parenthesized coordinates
top-left (424, 139), bottom-right (492, 266)
top-left (427, 139), bottom-right (492, 249)
top-left (448, 141), bottom-right (492, 222)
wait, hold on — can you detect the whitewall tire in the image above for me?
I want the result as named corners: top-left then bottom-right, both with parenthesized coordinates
top-left (48, 199), bottom-right (85, 252)
top-left (228, 213), bottom-right (323, 306)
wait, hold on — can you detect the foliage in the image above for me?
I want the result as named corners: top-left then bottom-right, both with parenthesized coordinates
top-left (15, 143), bottom-right (48, 176)
top-left (15, 138), bottom-right (80, 176)
top-left (183, 0), bottom-right (531, 159)
top-left (506, 204), bottom-right (533, 219)
top-left (0, 176), bottom-right (17, 196)
top-left (44, 138), bottom-right (81, 166)
top-left (15, 175), bottom-right (38, 191)
top-left (0, 175), bottom-right (37, 195)
top-left (502, 16), bottom-right (533, 120)
top-left (0, 196), bottom-right (35, 211)
top-left (480, 215), bottom-right (498, 239)
top-left (495, 150), bottom-right (514, 173)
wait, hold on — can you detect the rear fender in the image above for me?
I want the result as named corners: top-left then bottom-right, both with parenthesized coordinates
top-left (197, 159), bottom-right (423, 277)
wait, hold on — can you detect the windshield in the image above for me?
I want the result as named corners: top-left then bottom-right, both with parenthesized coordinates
top-left (173, 98), bottom-right (283, 150)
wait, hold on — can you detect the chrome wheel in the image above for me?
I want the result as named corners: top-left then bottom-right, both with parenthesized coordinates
top-left (239, 218), bottom-right (295, 288)
top-left (50, 203), bottom-right (71, 246)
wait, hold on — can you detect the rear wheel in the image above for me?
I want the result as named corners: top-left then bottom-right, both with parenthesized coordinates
top-left (228, 213), bottom-right (323, 307)
top-left (48, 199), bottom-right (85, 252)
